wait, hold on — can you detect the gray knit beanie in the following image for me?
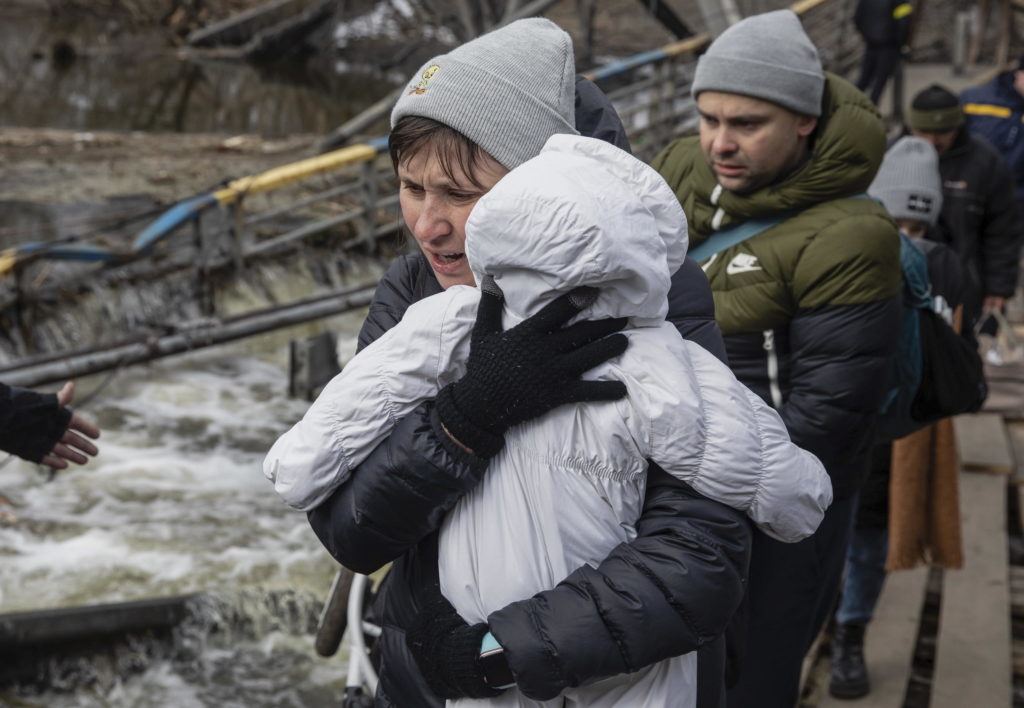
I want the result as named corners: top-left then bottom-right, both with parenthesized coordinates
top-left (390, 18), bottom-right (578, 171)
top-left (692, 10), bottom-right (824, 117)
top-left (868, 136), bottom-right (943, 226)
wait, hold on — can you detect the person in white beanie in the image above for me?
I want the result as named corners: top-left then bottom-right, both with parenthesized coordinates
top-left (869, 135), bottom-right (943, 239)
top-left (266, 17), bottom-right (753, 707)
top-left (829, 136), bottom-right (969, 700)
top-left (651, 9), bottom-right (903, 707)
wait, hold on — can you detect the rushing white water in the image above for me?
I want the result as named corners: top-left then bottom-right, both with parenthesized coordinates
top-left (0, 298), bottom-right (377, 705)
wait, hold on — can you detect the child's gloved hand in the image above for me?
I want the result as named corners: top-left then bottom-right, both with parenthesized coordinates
top-left (435, 275), bottom-right (629, 458)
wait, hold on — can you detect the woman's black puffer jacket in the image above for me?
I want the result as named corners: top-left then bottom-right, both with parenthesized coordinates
top-left (307, 253), bottom-right (751, 706)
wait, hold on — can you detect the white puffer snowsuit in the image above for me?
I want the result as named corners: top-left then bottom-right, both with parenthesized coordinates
top-left (265, 134), bottom-right (832, 707)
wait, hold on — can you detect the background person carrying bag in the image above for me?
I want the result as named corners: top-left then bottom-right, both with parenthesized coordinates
top-left (911, 289), bottom-right (987, 423)
top-left (830, 136), bottom-right (975, 700)
top-left (867, 139), bottom-right (987, 443)
top-left (879, 232), bottom-right (987, 441)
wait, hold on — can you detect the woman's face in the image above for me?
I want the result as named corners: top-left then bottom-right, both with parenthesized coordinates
top-left (397, 148), bottom-right (508, 289)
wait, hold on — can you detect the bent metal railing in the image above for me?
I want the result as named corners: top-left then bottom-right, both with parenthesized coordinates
top-left (0, 0), bottom-right (858, 381)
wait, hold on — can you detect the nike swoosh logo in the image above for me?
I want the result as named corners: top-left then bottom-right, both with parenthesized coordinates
top-left (726, 262), bottom-right (763, 275)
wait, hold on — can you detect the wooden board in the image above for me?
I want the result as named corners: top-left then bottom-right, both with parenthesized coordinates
top-left (1020, 483), bottom-right (1024, 537)
top-left (818, 567), bottom-right (929, 708)
top-left (1006, 421), bottom-right (1024, 487)
top-left (1013, 566), bottom-right (1024, 677)
top-left (982, 360), bottom-right (1024, 418)
top-left (798, 629), bottom-right (830, 708)
top-left (931, 472), bottom-right (1012, 708)
top-left (954, 413), bottom-right (1015, 475)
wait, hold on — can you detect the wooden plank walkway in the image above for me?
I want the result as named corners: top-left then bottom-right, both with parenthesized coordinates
top-left (931, 470), bottom-right (1012, 707)
top-left (954, 412), bottom-right (1014, 475)
top-left (1004, 422), bottom-right (1024, 538)
top-left (803, 413), bottom-right (1019, 707)
top-left (818, 567), bottom-right (929, 708)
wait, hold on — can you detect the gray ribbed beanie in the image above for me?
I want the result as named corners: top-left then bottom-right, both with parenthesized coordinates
top-left (868, 136), bottom-right (943, 225)
top-left (692, 10), bottom-right (824, 117)
top-left (390, 18), bottom-right (578, 171)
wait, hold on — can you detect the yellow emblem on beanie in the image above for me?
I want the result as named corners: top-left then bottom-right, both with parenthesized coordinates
top-left (409, 65), bottom-right (440, 95)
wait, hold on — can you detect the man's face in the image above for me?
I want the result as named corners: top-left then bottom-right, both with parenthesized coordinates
top-left (398, 148), bottom-right (508, 289)
top-left (697, 91), bottom-right (818, 195)
top-left (896, 218), bottom-right (928, 239)
top-left (909, 128), bottom-right (957, 156)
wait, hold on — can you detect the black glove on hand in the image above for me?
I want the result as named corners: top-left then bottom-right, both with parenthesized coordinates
top-left (436, 276), bottom-right (629, 458)
top-left (405, 584), bottom-right (502, 699)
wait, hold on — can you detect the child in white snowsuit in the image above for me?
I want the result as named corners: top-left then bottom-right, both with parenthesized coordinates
top-left (265, 134), bottom-right (831, 707)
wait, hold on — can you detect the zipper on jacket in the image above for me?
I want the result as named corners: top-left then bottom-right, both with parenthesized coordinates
top-left (763, 329), bottom-right (783, 409)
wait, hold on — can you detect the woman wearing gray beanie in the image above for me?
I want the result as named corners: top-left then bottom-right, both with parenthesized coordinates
top-left (289, 18), bottom-right (749, 707)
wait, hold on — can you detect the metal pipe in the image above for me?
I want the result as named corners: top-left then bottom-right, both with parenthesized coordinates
top-left (243, 210), bottom-right (364, 257)
top-left (315, 567), bottom-right (354, 657)
top-left (346, 573), bottom-right (377, 692)
top-left (0, 594), bottom-right (200, 649)
top-left (0, 284), bottom-right (376, 388)
top-left (244, 181), bottom-right (362, 226)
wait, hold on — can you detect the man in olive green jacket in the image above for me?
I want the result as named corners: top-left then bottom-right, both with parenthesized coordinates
top-left (652, 10), bottom-right (901, 707)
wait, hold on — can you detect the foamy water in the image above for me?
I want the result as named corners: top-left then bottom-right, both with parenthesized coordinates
top-left (0, 304), bottom-right (374, 705)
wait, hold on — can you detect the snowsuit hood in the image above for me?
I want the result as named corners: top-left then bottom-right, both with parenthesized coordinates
top-left (466, 133), bottom-right (688, 326)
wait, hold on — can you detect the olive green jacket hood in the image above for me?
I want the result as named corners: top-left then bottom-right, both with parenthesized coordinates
top-left (653, 73), bottom-right (888, 241)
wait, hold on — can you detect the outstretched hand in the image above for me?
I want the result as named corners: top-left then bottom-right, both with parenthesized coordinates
top-left (40, 381), bottom-right (100, 470)
top-left (435, 276), bottom-right (629, 458)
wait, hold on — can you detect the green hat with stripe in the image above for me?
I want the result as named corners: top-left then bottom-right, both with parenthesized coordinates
top-left (907, 84), bottom-right (964, 133)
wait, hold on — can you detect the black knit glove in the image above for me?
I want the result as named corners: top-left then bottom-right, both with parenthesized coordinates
top-left (435, 276), bottom-right (629, 458)
top-left (405, 584), bottom-right (502, 699)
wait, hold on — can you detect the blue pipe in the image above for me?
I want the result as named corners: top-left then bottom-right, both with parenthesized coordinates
top-left (587, 49), bottom-right (670, 83)
top-left (132, 194), bottom-right (218, 252)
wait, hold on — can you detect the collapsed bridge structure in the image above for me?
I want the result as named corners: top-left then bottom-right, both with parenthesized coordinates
top-left (0, 0), bottom-right (859, 389)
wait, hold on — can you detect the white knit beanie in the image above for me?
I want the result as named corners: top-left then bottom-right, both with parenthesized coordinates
top-left (692, 10), bottom-right (825, 117)
top-left (390, 18), bottom-right (578, 170)
top-left (868, 137), bottom-right (944, 226)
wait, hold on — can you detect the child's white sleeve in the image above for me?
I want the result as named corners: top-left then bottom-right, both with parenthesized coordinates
top-left (263, 290), bottom-right (474, 511)
top-left (649, 340), bottom-right (833, 543)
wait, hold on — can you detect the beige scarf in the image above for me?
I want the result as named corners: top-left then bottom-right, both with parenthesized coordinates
top-left (886, 414), bottom-right (964, 570)
top-left (887, 305), bottom-right (967, 571)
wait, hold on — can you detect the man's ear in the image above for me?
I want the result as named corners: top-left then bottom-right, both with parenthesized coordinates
top-left (796, 115), bottom-right (818, 138)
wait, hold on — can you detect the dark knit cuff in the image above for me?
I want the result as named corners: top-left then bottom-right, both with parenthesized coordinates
top-left (428, 405), bottom-right (491, 472)
top-left (2, 390), bottom-right (71, 463)
top-left (447, 622), bottom-right (501, 698)
top-left (435, 383), bottom-right (505, 459)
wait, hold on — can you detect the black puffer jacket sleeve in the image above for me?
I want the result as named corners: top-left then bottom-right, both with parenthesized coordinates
top-left (978, 155), bottom-right (1023, 298)
top-left (781, 296), bottom-right (901, 498)
top-left (0, 383), bottom-right (71, 463)
top-left (308, 254), bottom-right (469, 573)
top-left (357, 254), bottom-right (442, 350)
top-left (487, 466), bottom-right (750, 700)
top-left (668, 257), bottom-right (728, 365)
top-left (307, 401), bottom-right (487, 574)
